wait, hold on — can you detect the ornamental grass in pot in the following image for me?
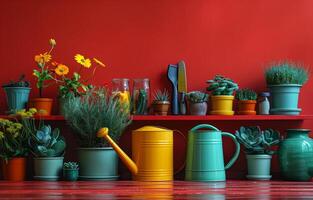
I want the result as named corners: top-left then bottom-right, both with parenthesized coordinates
top-left (0, 118), bottom-right (29, 181)
top-left (62, 88), bottom-right (131, 180)
top-left (2, 75), bottom-right (31, 114)
top-left (152, 89), bottom-right (170, 116)
top-left (265, 61), bottom-right (309, 115)
top-left (235, 89), bottom-right (257, 115)
top-left (206, 75), bottom-right (239, 115)
top-left (235, 126), bottom-right (280, 180)
top-left (186, 91), bottom-right (209, 115)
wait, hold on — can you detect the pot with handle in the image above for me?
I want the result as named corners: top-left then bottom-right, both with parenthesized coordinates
top-left (97, 126), bottom-right (185, 181)
top-left (185, 124), bottom-right (240, 181)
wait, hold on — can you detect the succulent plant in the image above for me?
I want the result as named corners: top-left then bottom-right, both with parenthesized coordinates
top-left (206, 75), bottom-right (239, 96)
top-left (186, 91), bottom-right (209, 103)
top-left (235, 88), bottom-right (257, 101)
top-left (2, 74), bottom-right (30, 88)
top-left (265, 61), bottom-right (309, 85)
top-left (28, 125), bottom-right (66, 157)
top-left (235, 126), bottom-right (280, 155)
top-left (153, 89), bottom-right (170, 102)
top-left (64, 162), bottom-right (79, 170)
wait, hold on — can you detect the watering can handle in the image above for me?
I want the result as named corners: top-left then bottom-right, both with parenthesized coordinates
top-left (190, 124), bottom-right (219, 132)
top-left (222, 132), bottom-right (240, 170)
top-left (173, 130), bottom-right (187, 174)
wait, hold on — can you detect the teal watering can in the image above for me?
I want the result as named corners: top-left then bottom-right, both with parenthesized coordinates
top-left (185, 124), bottom-right (240, 181)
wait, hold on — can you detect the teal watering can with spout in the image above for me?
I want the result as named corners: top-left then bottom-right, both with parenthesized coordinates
top-left (185, 124), bottom-right (240, 181)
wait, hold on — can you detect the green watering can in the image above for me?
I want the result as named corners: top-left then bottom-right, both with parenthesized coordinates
top-left (185, 124), bottom-right (240, 181)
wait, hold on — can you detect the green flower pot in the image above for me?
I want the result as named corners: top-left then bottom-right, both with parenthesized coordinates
top-left (78, 147), bottom-right (119, 180)
top-left (34, 157), bottom-right (64, 181)
top-left (3, 87), bottom-right (31, 113)
top-left (278, 129), bottom-right (313, 181)
top-left (268, 84), bottom-right (302, 115)
top-left (63, 169), bottom-right (79, 181)
top-left (246, 154), bottom-right (272, 180)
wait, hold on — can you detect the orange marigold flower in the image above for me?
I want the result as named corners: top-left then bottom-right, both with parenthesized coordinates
top-left (55, 64), bottom-right (69, 76)
top-left (34, 52), bottom-right (51, 64)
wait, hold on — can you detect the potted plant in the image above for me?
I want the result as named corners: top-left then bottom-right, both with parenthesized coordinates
top-left (206, 75), bottom-right (239, 115)
top-left (24, 118), bottom-right (66, 181)
top-left (152, 89), bottom-right (170, 115)
top-left (235, 88), bottom-right (258, 115)
top-left (235, 126), bottom-right (280, 180)
top-left (62, 88), bottom-right (131, 180)
top-left (186, 91), bottom-right (209, 115)
top-left (31, 39), bottom-right (56, 116)
top-left (2, 74), bottom-right (31, 114)
top-left (265, 61), bottom-right (309, 115)
top-left (0, 118), bottom-right (29, 181)
top-left (63, 162), bottom-right (79, 181)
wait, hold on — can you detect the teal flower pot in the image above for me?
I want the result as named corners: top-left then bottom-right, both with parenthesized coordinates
top-left (278, 129), bottom-right (313, 181)
top-left (3, 87), bottom-right (31, 113)
top-left (78, 147), bottom-right (119, 180)
top-left (63, 169), bottom-right (79, 181)
top-left (246, 154), bottom-right (272, 180)
top-left (34, 157), bottom-right (64, 181)
top-left (268, 84), bottom-right (301, 115)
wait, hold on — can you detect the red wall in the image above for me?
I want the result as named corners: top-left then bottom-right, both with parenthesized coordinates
top-left (1, 0), bottom-right (313, 179)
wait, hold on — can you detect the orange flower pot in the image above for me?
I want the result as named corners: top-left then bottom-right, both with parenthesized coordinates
top-left (2, 157), bottom-right (26, 181)
top-left (237, 100), bottom-right (256, 115)
top-left (29, 98), bottom-right (53, 116)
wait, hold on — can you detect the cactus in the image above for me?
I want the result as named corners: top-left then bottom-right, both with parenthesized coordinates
top-left (235, 88), bottom-right (257, 101)
top-left (206, 75), bottom-right (239, 96)
top-left (186, 91), bottom-right (209, 103)
top-left (153, 89), bottom-right (170, 102)
top-left (64, 162), bottom-right (79, 170)
top-left (135, 89), bottom-right (148, 114)
top-left (235, 126), bottom-right (280, 155)
top-left (28, 125), bottom-right (66, 157)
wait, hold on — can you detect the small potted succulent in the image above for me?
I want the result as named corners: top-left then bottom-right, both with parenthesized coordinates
top-left (265, 61), bottom-right (309, 115)
top-left (235, 88), bottom-right (258, 115)
top-left (25, 119), bottom-right (66, 181)
top-left (63, 162), bottom-right (79, 181)
top-left (206, 75), bottom-right (239, 115)
top-left (186, 91), bottom-right (209, 115)
top-left (235, 126), bottom-right (280, 180)
top-left (152, 89), bottom-right (170, 115)
top-left (62, 88), bottom-right (131, 180)
top-left (2, 74), bottom-right (31, 114)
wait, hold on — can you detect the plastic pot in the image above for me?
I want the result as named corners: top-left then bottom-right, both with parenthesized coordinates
top-left (63, 169), bottom-right (79, 181)
top-left (152, 101), bottom-right (170, 116)
top-left (210, 95), bottom-right (234, 115)
top-left (3, 87), bottom-right (31, 113)
top-left (237, 100), bottom-right (256, 115)
top-left (29, 98), bottom-right (53, 116)
top-left (2, 157), bottom-right (26, 181)
top-left (189, 102), bottom-right (207, 115)
top-left (246, 154), bottom-right (272, 180)
top-left (34, 157), bottom-right (64, 181)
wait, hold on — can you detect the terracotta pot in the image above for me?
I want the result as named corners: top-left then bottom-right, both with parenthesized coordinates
top-left (152, 101), bottom-right (170, 116)
top-left (237, 100), bottom-right (256, 115)
top-left (210, 95), bottom-right (234, 115)
top-left (2, 157), bottom-right (26, 181)
top-left (29, 98), bottom-right (53, 116)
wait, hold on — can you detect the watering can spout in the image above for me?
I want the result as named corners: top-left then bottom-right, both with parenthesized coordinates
top-left (97, 128), bottom-right (138, 175)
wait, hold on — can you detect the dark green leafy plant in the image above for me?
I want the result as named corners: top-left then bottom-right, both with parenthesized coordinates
top-left (265, 61), bottom-right (309, 85)
top-left (64, 162), bottom-right (79, 170)
top-left (153, 89), bottom-right (170, 102)
top-left (235, 126), bottom-right (280, 155)
top-left (235, 89), bottom-right (257, 101)
top-left (62, 88), bottom-right (132, 147)
top-left (186, 91), bottom-right (209, 103)
top-left (206, 75), bottom-right (239, 95)
top-left (2, 74), bottom-right (30, 88)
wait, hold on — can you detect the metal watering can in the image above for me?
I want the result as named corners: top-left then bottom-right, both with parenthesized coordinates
top-left (97, 126), bottom-right (185, 181)
top-left (185, 124), bottom-right (240, 181)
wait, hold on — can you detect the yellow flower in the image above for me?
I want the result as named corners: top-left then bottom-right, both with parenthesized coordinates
top-left (29, 108), bottom-right (37, 114)
top-left (75, 54), bottom-right (91, 68)
top-left (55, 64), bottom-right (69, 76)
top-left (93, 58), bottom-right (105, 67)
top-left (34, 52), bottom-right (51, 64)
top-left (49, 38), bottom-right (56, 47)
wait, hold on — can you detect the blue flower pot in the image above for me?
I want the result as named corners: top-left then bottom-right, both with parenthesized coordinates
top-left (3, 87), bottom-right (31, 113)
top-left (268, 84), bottom-right (302, 115)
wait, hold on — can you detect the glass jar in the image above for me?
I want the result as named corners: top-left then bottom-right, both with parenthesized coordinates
top-left (258, 92), bottom-right (270, 115)
top-left (132, 79), bottom-right (150, 115)
top-left (112, 78), bottom-right (130, 113)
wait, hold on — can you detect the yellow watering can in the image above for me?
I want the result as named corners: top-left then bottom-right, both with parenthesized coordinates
top-left (97, 126), bottom-right (185, 181)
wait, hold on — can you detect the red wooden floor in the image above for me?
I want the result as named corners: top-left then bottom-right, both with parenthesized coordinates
top-left (0, 181), bottom-right (313, 199)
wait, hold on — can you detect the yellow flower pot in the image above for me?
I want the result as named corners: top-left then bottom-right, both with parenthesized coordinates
top-left (210, 95), bottom-right (234, 115)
